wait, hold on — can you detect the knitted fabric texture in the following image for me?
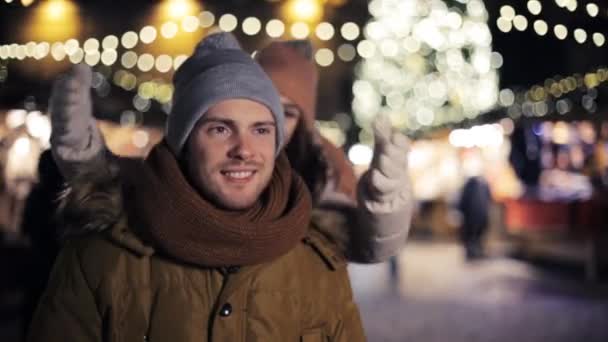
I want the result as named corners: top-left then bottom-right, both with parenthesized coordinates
top-left (120, 141), bottom-right (312, 267)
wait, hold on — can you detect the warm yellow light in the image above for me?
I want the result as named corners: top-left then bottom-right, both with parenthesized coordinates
top-left (574, 28), bottom-right (587, 43)
top-left (554, 24), bottom-right (568, 40)
top-left (357, 40), bottom-right (376, 59)
top-left (83, 38), bottom-right (99, 54)
top-left (121, 51), bottom-right (138, 69)
top-left (219, 14), bottom-right (238, 32)
top-left (25, 42), bottom-right (36, 57)
top-left (496, 17), bottom-right (513, 33)
top-left (533, 20), bottom-right (548, 36)
top-left (165, 0), bottom-right (196, 19)
top-left (315, 48), bottom-right (334, 67)
top-left (266, 19), bottom-right (285, 38)
top-left (16, 45), bottom-right (27, 60)
top-left (25, 0), bottom-right (79, 43)
top-left (173, 55), bottom-right (188, 70)
top-left (198, 11), bottom-right (215, 28)
top-left (242, 17), bottom-right (262, 36)
top-left (283, 0), bottom-right (323, 23)
top-left (46, 0), bottom-right (69, 19)
top-left (34, 42), bottom-right (51, 59)
top-left (85, 51), bottom-right (101, 66)
top-left (341, 22), bottom-right (360, 41)
top-left (51, 42), bottom-right (65, 61)
top-left (161, 22), bottom-right (179, 38)
top-left (68, 48), bottom-right (84, 64)
top-left (0, 46), bottom-right (8, 60)
top-left (121, 31), bottom-right (139, 49)
top-left (593, 33), bottom-right (605, 47)
top-left (102, 35), bottom-right (119, 50)
top-left (140, 26), bottom-right (158, 44)
top-left (64, 38), bottom-right (79, 56)
top-left (338, 44), bottom-right (357, 62)
top-left (315, 22), bottom-right (334, 41)
top-left (290, 22), bottom-right (310, 38)
top-left (155, 54), bottom-right (173, 73)
top-left (149, 0), bottom-right (203, 56)
top-left (137, 53), bottom-right (155, 72)
top-left (101, 50), bottom-right (117, 66)
top-left (181, 15), bottom-right (200, 32)
top-left (513, 15), bottom-right (528, 31)
top-left (21, 0), bottom-right (35, 6)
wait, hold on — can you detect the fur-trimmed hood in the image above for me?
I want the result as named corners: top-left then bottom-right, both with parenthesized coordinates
top-left (57, 157), bottom-right (154, 256)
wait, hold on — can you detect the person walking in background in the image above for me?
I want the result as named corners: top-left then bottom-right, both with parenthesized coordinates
top-left (458, 175), bottom-right (492, 260)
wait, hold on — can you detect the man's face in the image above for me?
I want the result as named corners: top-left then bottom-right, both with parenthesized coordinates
top-left (185, 98), bottom-right (276, 210)
top-left (280, 95), bottom-right (303, 143)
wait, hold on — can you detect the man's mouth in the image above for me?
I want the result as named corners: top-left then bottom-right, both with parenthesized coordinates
top-left (221, 170), bottom-right (257, 181)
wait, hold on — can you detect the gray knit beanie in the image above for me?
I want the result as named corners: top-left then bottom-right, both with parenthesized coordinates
top-left (166, 32), bottom-right (284, 157)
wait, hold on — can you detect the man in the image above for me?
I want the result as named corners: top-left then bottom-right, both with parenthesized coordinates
top-left (28, 32), bottom-right (366, 341)
top-left (50, 39), bottom-right (413, 265)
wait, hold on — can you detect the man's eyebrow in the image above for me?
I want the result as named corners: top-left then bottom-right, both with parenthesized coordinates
top-left (253, 121), bottom-right (276, 127)
top-left (199, 117), bottom-right (234, 125)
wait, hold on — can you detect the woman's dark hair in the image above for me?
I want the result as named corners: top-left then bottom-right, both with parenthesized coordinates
top-left (285, 120), bottom-right (328, 203)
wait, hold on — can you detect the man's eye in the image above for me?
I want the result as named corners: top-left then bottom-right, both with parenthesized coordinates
top-left (255, 127), bottom-right (271, 135)
top-left (210, 126), bottom-right (229, 134)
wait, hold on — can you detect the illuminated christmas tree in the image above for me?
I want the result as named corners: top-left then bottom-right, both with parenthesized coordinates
top-left (352, 0), bottom-right (500, 139)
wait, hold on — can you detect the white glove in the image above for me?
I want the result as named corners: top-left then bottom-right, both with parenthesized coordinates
top-left (360, 114), bottom-right (412, 213)
top-left (49, 64), bottom-right (104, 179)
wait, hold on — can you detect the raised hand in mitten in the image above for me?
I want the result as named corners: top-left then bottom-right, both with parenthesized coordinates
top-left (49, 64), bottom-right (104, 179)
top-left (360, 114), bottom-right (412, 213)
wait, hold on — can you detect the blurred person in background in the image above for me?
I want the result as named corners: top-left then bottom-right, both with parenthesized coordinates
top-left (48, 38), bottom-right (414, 265)
top-left (458, 148), bottom-right (492, 260)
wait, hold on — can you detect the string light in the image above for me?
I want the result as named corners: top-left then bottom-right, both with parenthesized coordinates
top-left (1, 0), bottom-right (36, 7)
top-left (121, 31), bottom-right (138, 49)
top-left (266, 19), bottom-right (285, 38)
top-left (501, 67), bottom-right (608, 118)
top-left (140, 26), bottom-right (158, 44)
top-left (218, 14), bottom-right (238, 32)
top-left (290, 22), bottom-right (310, 39)
top-left (314, 48), bottom-right (334, 67)
top-left (498, 7), bottom-right (605, 47)
top-left (0, 10), bottom-right (364, 69)
top-left (242, 17), bottom-right (262, 36)
top-left (198, 11), bottom-right (215, 28)
top-left (315, 22), bottom-right (335, 41)
top-left (161, 22), bottom-right (179, 38)
top-left (341, 22), bottom-right (360, 41)
top-left (554, 0), bottom-right (603, 19)
top-left (181, 15), bottom-right (200, 33)
top-left (102, 35), bottom-right (119, 50)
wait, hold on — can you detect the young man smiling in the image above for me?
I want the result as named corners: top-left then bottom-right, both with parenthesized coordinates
top-left (28, 32), bottom-right (366, 342)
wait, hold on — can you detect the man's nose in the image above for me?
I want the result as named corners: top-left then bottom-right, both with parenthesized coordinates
top-left (227, 133), bottom-right (254, 160)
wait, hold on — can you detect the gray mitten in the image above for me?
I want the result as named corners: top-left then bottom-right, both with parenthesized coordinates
top-left (360, 114), bottom-right (412, 213)
top-left (49, 64), bottom-right (104, 180)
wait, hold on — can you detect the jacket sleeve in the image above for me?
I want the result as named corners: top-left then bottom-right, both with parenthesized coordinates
top-left (27, 241), bottom-right (103, 342)
top-left (317, 175), bottom-right (413, 264)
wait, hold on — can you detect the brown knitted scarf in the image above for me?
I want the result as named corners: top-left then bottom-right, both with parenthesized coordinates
top-left (120, 142), bottom-right (312, 267)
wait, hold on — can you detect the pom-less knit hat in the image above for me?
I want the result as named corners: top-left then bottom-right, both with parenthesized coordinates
top-left (256, 40), bottom-right (358, 200)
top-left (166, 32), bottom-right (284, 157)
